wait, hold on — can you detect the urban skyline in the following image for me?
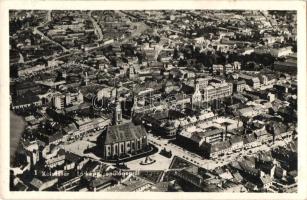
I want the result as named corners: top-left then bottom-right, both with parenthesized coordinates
top-left (9, 9), bottom-right (297, 192)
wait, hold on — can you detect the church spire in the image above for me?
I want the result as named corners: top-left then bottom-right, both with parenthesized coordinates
top-left (113, 87), bottom-right (122, 125)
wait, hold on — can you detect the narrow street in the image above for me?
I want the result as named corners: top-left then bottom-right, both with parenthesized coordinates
top-left (88, 11), bottom-right (103, 41)
top-left (33, 10), bottom-right (68, 52)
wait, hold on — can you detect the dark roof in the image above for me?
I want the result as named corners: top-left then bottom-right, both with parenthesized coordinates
top-left (65, 151), bottom-right (82, 163)
top-left (90, 176), bottom-right (115, 188)
top-left (148, 111), bottom-right (169, 120)
top-left (268, 122), bottom-right (288, 135)
top-left (58, 148), bottom-right (66, 156)
top-left (13, 91), bottom-right (40, 106)
top-left (83, 160), bottom-right (101, 172)
top-left (181, 84), bottom-right (194, 95)
top-left (243, 134), bottom-right (257, 144)
top-left (15, 181), bottom-right (28, 191)
top-left (103, 122), bottom-right (147, 145)
top-left (258, 151), bottom-right (273, 162)
top-left (210, 141), bottom-right (231, 153)
top-left (49, 132), bottom-right (64, 143)
top-left (274, 166), bottom-right (284, 179)
top-left (214, 167), bottom-right (225, 175)
top-left (274, 61), bottom-right (297, 68)
top-left (15, 81), bottom-right (38, 90)
top-left (190, 133), bottom-right (202, 143)
top-left (230, 136), bottom-right (243, 144)
top-left (149, 182), bottom-right (169, 192)
top-left (245, 182), bottom-right (257, 190)
top-left (239, 160), bottom-right (259, 175)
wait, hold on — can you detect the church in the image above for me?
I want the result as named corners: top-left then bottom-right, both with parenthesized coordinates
top-left (98, 88), bottom-right (149, 161)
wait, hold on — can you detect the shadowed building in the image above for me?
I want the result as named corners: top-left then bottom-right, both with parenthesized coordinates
top-left (98, 87), bottom-right (149, 160)
top-left (101, 122), bottom-right (148, 160)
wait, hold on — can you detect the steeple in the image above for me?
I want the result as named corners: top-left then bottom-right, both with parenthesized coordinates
top-left (194, 77), bottom-right (200, 91)
top-left (85, 72), bottom-right (89, 86)
top-left (113, 87), bottom-right (122, 125)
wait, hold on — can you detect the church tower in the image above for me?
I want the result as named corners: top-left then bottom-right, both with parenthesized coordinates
top-left (128, 65), bottom-right (135, 79)
top-left (191, 78), bottom-right (202, 107)
top-left (84, 72), bottom-right (89, 86)
top-left (113, 88), bottom-right (122, 125)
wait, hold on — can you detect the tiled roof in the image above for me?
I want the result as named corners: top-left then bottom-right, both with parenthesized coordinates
top-left (230, 136), bottom-right (243, 144)
top-left (65, 151), bottom-right (82, 163)
top-left (190, 133), bottom-right (202, 143)
top-left (103, 122), bottom-right (147, 145)
top-left (239, 160), bottom-right (259, 175)
top-left (13, 91), bottom-right (40, 106)
top-left (48, 132), bottom-right (64, 143)
top-left (243, 134), bottom-right (257, 144)
top-left (210, 141), bottom-right (231, 153)
top-left (90, 176), bottom-right (115, 188)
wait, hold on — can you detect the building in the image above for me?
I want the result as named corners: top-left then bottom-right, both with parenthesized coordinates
top-left (238, 74), bottom-right (260, 89)
top-left (177, 116), bottom-right (244, 158)
top-left (212, 64), bottom-right (224, 74)
top-left (201, 140), bottom-right (231, 158)
top-left (11, 92), bottom-right (42, 110)
top-left (270, 47), bottom-right (293, 58)
top-left (191, 80), bottom-right (203, 104)
top-left (203, 81), bottom-right (233, 102)
top-left (174, 167), bottom-right (204, 190)
top-left (63, 116), bottom-right (110, 139)
top-left (232, 80), bottom-right (246, 93)
top-left (17, 63), bottom-right (46, 77)
top-left (100, 122), bottom-right (149, 160)
top-left (187, 78), bottom-right (233, 104)
top-left (113, 89), bottom-right (123, 125)
top-left (14, 82), bottom-right (42, 96)
top-left (87, 176), bottom-right (117, 191)
top-left (141, 110), bottom-right (185, 138)
top-left (98, 88), bottom-right (149, 161)
top-left (52, 90), bottom-right (84, 110)
top-left (273, 60), bottom-right (297, 74)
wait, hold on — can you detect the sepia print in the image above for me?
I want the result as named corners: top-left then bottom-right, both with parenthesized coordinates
top-left (9, 9), bottom-right (299, 193)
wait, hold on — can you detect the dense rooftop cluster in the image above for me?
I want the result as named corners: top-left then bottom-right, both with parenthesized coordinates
top-left (10, 10), bottom-right (297, 192)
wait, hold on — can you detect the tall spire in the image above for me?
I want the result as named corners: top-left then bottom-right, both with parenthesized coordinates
top-left (113, 86), bottom-right (122, 125)
top-left (85, 71), bottom-right (89, 86)
top-left (115, 86), bottom-right (119, 102)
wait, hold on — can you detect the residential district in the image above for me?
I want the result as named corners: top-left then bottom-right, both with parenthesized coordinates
top-left (9, 10), bottom-right (297, 192)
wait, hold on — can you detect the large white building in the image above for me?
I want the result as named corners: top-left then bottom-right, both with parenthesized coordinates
top-left (191, 79), bottom-right (233, 104)
top-left (269, 47), bottom-right (293, 58)
top-left (52, 90), bottom-right (84, 110)
top-left (203, 82), bottom-right (233, 102)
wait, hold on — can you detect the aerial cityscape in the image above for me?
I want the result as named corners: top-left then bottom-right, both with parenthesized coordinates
top-left (9, 10), bottom-right (297, 192)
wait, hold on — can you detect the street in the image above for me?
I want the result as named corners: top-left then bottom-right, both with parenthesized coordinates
top-left (147, 133), bottom-right (292, 170)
